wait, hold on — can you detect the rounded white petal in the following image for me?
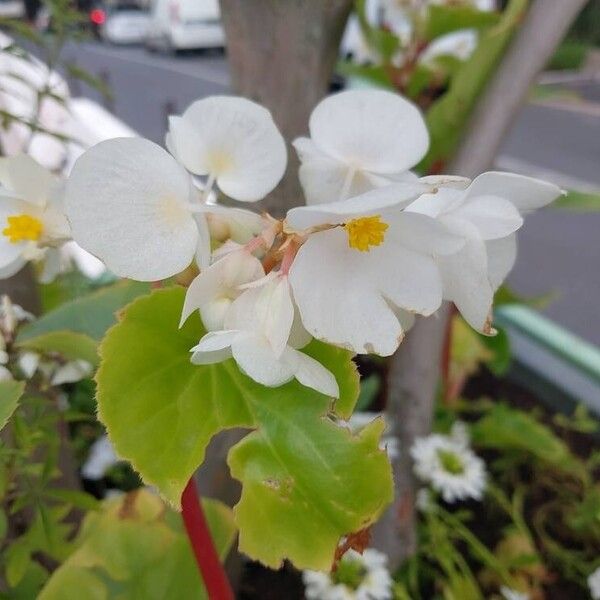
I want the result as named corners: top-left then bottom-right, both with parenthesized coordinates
top-left (181, 249), bottom-right (265, 330)
top-left (439, 220), bottom-right (494, 332)
top-left (453, 194), bottom-right (523, 240)
top-left (231, 331), bottom-right (296, 387)
top-left (486, 234), bottom-right (517, 291)
top-left (65, 137), bottom-right (199, 281)
top-left (190, 330), bottom-right (237, 364)
top-left (286, 182), bottom-right (430, 230)
top-left (465, 171), bottom-right (562, 215)
top-left (308, 90), bottom-right (429, 173)
top-left (168, 96), bottom-right (287, 202)
top-left (386, 212), bottom-right (465, 256)
top-left (283, 347), bottom-right (339, 398)
top-left (2, 154), bottom-right (54, 207)
top-left (420, 29), bottom-right (478, 64)
top-left (289, 228), bottom-right (443, 355)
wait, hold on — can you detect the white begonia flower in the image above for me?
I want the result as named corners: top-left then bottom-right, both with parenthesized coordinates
top-left (187, 274), bottom-right (338, 397)
top-left (407, 172), bottom-right (561, 333)
top-left (0, 155), bottom-right (70, 279)
top-left (180, 248), bottom-right (265, 332)
top-left (303, 549), bottom-right (393, 600)
top-left (410, 423), bottom-right (486, 503)
top-left (589, 567), bottom-right (600, 600)
top-left (420, 29), bottom-right (478, 65)
top-left (81, 435), bottom-right (120, 480)
top-left (0, 333), bottom-right (8, 366)
top-left (205, 205), bottom-right (266, 247)
top-left (18, 351), bottom-right (40, 379)
top-left (286, 184), bottom-right (464, 356)
top-left (51, 359), bottom-right (93, 386)
top-left (293, 90), bottom-right (429, 205)
top-left (500, 587), bottom-right (530, 600)
top-left (166, 95), bottom-right (287, 202)
top-left (65, 137), bottom-right (210, 281)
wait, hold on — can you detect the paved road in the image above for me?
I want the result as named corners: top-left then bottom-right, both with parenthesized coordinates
top-left (62, 41), bottom-right (600, 345)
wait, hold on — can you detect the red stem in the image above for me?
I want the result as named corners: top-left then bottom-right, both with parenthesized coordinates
top-left (181, 478), bottom-right (234, 600)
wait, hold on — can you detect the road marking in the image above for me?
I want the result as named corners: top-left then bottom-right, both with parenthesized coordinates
top-left (77, 43), bottom-right (230, 87)
top-left (495, 155), bottom-right (600, 193)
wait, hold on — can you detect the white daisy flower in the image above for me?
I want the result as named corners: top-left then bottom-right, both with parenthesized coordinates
top-left (293, 90), bottom-right (428, 205)
top-left (410, 423), bottom-right (486, 503)
top-left (303, 549), bottom-right (393, 600)
top-left (0, 155), bottom-right (69, 279)
top-left (588, 567), bottom-right (600, 600)
top-left (407, 172), bottom-right (561, 333)
top-left (286, 184), bottom-right (464, 356)
top-left (500, 586), bottom-right (530, 600)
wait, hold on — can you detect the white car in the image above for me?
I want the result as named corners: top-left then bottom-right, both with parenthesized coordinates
top-left (101, 5), bottom-right (150, 45)
top-left (145, 0), bottom-right (225, 52)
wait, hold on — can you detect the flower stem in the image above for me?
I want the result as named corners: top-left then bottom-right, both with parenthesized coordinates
top-left (181, 478), bottom-right (234, 600)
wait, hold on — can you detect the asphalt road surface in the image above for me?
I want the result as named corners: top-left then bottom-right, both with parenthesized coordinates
top-left (62, 41), bottom-right (600, 345)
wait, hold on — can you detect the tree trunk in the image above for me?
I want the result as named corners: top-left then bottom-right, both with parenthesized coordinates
top-left (376, 0), bottom-right (588, 568)
top-left (219, 0), bottom-right (354, 216)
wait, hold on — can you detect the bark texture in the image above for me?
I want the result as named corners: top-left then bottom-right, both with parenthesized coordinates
top-left (376, 0), bottom-right (588, 567)
top-left (219, 0), bottom-right (354, 216)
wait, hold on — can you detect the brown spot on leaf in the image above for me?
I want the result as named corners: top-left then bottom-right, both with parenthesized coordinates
top-left (331, 527), bottom-right (371, 571)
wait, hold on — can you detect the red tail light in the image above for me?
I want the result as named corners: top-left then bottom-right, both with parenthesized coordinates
top-left (90, 8), bottom-right (106, 25)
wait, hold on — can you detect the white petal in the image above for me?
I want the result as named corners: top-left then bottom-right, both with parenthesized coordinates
top-left (452, 195), bottom-right (523, 240)
top-left (65, 137), bottom-right (198, 282)
top-left (168, 96), bottom-right (287, 202)
top-left (286, 182), bottom-right (430, 230)
top-left (180, 249), bottom-right (264, 330)
top-left (289, 228), bottom-right (441, 355)
top-left (386, 212), bottom-right (465, 256)
top-left (4, 154), bottom-right (54, 207)
top-left (486, 233), bottom-right (517, 290)
top-left (194, 213), bottom-right (211, 270)
top-left (190, 330), bottom-right (238, 364)
top-left (406, 187), bottom-right (464, 218)
top-left (283, 347), bottom-right (339, 398)
top-left (231, 331), bottom-right (296, 387)
top-left (0, 254), bottom-right (26, 278)
top-left (308, 90), bottom-right (429, 173)
top-left (439, 222), bottom-right (494, 332)
top-left (419, 175), bottom-right (471, 190)
top-left (465, 171), bottom-right (562, 215)
top-left (225, 277), bottom-right (294, 356)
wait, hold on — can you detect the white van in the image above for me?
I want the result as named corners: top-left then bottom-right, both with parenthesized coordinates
top-left (145, 0), bottom-right (225, 52)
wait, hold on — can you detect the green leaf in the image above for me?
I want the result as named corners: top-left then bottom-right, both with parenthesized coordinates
top-left (0, 380), bottom-right (24, 431)
top-left (355, 0), bottom-right (400, 62)
top-left (424, 4), bottom-right (500, 40)
top-left (16, 331), bottom-right (99, 367)
top-left (480, 326), bottom-right (511, 376)
top-left (420, 0), bottom-right (528, 172)
top-left (17, 280), bottom-right (149, 343)
top-left (39, 490), bottom-right (236, 600)
top-left (554, 188), bottom-right (600, 212)
top-left (471, 404), bottom-right (582, 475)
top-left (97, 288), bottom-right (391, 569)
top-left (5, 540), bottom-right (31, 588)
top-left (355, 374), bottom-right (381, 412)
top-left (337, 60), bottom-right (395, 90)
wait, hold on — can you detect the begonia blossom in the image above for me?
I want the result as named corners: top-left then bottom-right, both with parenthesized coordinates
top-left (294, 90), bottom-right (429, 204)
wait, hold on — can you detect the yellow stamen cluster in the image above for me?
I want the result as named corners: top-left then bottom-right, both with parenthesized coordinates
top-left (344, 215), bottom-right (389, 252)
top-left (3, 214), bottom-right (43, 244)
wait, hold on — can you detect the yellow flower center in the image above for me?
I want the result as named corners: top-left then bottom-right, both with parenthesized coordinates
top-left (343, 215), bottom-right (389, 252)
top-left (3, 214), bottom-right (43, 244)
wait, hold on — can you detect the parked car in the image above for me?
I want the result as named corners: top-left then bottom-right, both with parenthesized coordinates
top-left (145, 0), bottom-right (225, 52)
top-left (101, 4), bottom-right (150, 44)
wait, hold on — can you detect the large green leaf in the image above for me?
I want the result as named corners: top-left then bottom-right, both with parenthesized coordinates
top-left (17, 280), bottom-right (149, 343)
top-left (419, 0), bottom-right (528, 172)
top-left (0, 380), bottom-right (24, 431)
top-left (424, 4), bottom-right (500, 40)
top-left (38, 490), bottom-right (236, 600)
top-left (97, 287), bottom-right (392, 569)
